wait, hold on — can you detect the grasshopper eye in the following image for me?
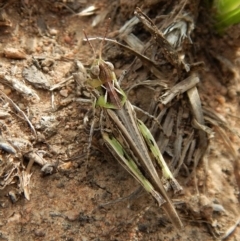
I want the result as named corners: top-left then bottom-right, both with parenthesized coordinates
top-left (91, 65), bottom-right (100, 76)
top-left (105, 61), bottom-right (114, 71)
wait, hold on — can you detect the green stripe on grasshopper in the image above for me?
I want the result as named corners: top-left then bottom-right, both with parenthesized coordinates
top-left (96, 84), bottom-right (127, 109)
top-left (102, 132), bottom-right (165, 206)
top-left (137, 119), bottom-right (182, 193)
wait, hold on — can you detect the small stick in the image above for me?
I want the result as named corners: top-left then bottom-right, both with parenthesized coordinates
top-left (0, 90), bottom-right (37, 137)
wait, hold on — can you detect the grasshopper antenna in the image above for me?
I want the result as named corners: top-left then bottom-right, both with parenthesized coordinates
top-left (83, 29), bottom-right (96, 58)
top-left (99, 18), bottom-right (111, 59)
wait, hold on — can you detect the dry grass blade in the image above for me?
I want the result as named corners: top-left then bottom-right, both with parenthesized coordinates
top-left (0, 90), bottom-right (37, 137)
top-left (187, 85), bottom-right (204, 125)
top-left (161, 75), bottom-right (199, 105)
top-left (50, 76), bottom-right (74, 91)
top-left (19, 170), bottom-right (32, 200)
top-left (221, 218), bottom-right (240, 240)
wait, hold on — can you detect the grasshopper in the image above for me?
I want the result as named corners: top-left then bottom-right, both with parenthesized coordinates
top-left (83, 26), bottom-right (183, 229)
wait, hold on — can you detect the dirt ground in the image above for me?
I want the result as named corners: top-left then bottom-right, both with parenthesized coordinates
top-left (0, 0), bottom-right (240, 240)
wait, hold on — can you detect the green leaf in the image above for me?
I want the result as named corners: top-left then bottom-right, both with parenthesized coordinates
top-left (213, 0), bottom-right (240, 31)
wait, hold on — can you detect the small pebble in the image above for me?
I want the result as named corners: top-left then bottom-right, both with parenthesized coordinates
top-left (64, 35), bottom-right (72, 45)
top-left (219, 86), bottom-right (228, 95)
top-left (60, 89), bottom-right (69, 97)
top-left (2, 87), bottom-right (11, 95)
top-left (47, 192), bottom-right (55, 199)
top-left (4, 47), bottom-right (26, 59)
top-left (65, 210), bottom-right (79, 221)
top-left (42, 66), bottom-right (49, 73)
top-left (228, 88), bottom-right (236, 99)
top-left (18, 103), bottom-right (25, 110)
top-left (49, 28), bottom-right (58, 35)
top-left (56, 182), bottom-right (64, 188)
top-left (34, 228), bottom-right (46, 237)
top-left (215, 95), bottom-right (225, 105)
top-left (24, 38), bottom-right (37, 54)
top-left (7, 212), bottom-right (21, 223)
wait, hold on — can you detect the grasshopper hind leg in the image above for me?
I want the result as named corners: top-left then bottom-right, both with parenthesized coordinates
top-left (137, 119), bottom-right (183, 193)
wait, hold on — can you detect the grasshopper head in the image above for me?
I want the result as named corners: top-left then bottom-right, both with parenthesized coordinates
top-left (83, 22), bottom-right (127, 109)
top-left (90, 58), bottom-right (115, 84)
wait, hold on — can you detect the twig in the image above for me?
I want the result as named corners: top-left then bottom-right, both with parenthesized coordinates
top-left (0, 90), bottom-right (37, 137)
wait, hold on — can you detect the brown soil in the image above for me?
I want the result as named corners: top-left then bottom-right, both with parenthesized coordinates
top-left (0, 1), bottom-right (240, 241)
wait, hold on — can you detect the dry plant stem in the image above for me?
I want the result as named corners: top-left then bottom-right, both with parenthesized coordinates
top-left (133, 105), bottom-right (163, 130)
top-left (24, 152), bottom-right (50, 173)
top-left (126, 79), bottom-right (168, 93)
top-left (0, 90), bottom-right (37, 137)
top-left (134, 8), bottom-right (181, 74)
top-left (84, 37), bottom-right (165, 79)
top-left (173, 131), bottom-right (194, 176)
top-left (221, 217), bottom-right (240, 240)
top-left (0, 136), bottom-right (16, 154)
top-left (51, 91), bottom-right (55, 109)
top-left (0, 164), bottom-right (19, 190)
top-left (161, 75), bottom-right (199, 105)
top-left (204, 108), bottom-right (240, 139)
top-left (26, 158), bottom-right (35, 174)
top-left (192, 119), bottom-right (214, 137)
top-left (185, 86), bottom-right (208, 183)
top-left (50, 76), bottom-right (74, 91)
